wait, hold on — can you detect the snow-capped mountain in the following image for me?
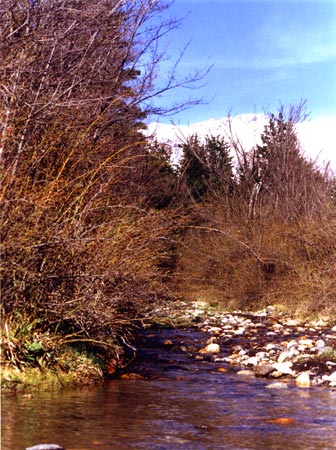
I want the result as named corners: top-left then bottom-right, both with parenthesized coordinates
top-left (146, 114), bottom-right (336, 172)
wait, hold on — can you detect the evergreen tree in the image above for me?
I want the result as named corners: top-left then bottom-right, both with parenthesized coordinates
top-left (245, 110), bottom-right (327, 219)
top-left (179, 134), bottom-right (234, 201)
top-left (179, 134), bottom-right (210, 201)
top-left (204, 135), bottom-right (234, 195)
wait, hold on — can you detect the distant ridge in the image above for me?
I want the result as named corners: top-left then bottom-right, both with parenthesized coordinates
top-left (146, 114), bottom-right (336, 172)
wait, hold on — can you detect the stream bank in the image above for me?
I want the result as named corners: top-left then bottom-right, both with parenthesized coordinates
top-left (2, 301), bottom-right (336, 392)
top-left (4, 322), bottom-right (336, 450)
top-left (117, 301), bottom-right (336, 389)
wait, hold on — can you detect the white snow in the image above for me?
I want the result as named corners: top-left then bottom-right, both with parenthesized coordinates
top-left (146, 114), bottom-right (336, 173)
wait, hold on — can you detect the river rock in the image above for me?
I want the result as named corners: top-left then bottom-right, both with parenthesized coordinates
top-left (316, 339), bottom-right (326, 347)
top-left (242, 356), bottom-right (259, 367)
top-left (322, 371), bottom-right (336, 382)
top-left (298, 338), bottom-right (314, 348)
top-left (265, 343), bottom-right (278, 351)
top-left (265, 382), bottom-right (288, 389)
top-left (266, 305), bottom-right (276, 315)
top-left (296, 372), bottom-right (311, 388)
top-left (287, 340), bottom-right (298, 350)
top-left (207, 327), bottom-right (223, 335)
top-left (269, 370), bottom-right (284, 378)
top-left (272, 362), bottom-right (294, 376)
top-left (26, 445), bottom-right (65, 450)
top-left (236, 369), bottom-right (255, 376)
top-left (284, 319), bottom-right (299, 326)
top-left (255, 363), bottom-right (275, 377)
top-left (277, 351), bottom-right (291, 363)
top-left (199, 343), bottom-right (221, 354)
top-left (234, 328), bottom-right (245, 336)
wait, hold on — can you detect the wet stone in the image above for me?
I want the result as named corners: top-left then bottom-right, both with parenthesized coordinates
top-left (255, 363), bottom-right (275, 377)
top-left (127, 306), bottom-right (336, 388)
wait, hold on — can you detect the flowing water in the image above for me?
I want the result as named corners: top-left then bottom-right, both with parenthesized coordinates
top-left (2, 328), bottom-right (336, 450)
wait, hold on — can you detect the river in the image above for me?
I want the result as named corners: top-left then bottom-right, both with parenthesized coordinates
top-left (2, 328), bottom-right (336, 450)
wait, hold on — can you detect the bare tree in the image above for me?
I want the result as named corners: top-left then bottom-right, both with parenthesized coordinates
top-left (0, 0), bottom-right (202, 359)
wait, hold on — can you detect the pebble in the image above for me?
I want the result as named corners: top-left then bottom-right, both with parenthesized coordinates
top-left (183, 302), bottom-right (336, 388)
top-left (265, 382), bottom-right (288, 389)
top-left (26, 446), bottom-right (65, 450)
top-left (287, 340), bottom-right (299, 350)
top-left (242, 356), bottom-right (259, 367)
top-left (298, 338), bottom-right (314, 348)
top-left (296, 372), bottom-right (311, 388)
top-left (255, 363), bottom-right (275, 377)
top-left (199, 343), bottom-right (221, 354)
top-left (323, 371), bottom-right (336, 382)
top-left (278, 351), bottom-right (291, 363)
top-left (236, 369), bottom-right (255, 377)
top-left (272, 362), bottom-right (294, 376)
top-left (234, 328), bottom-right (245, 336)
top-left (315, 339), bottom-right (325, 348)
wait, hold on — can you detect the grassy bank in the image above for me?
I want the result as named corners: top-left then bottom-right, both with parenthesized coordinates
top-left (1, 348), bottom-right (104, 393)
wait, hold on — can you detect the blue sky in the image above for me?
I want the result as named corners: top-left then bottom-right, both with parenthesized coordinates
top-left (151, 0), bottom-right (336, 124)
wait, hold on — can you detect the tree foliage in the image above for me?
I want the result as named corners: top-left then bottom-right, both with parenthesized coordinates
top-left (237, 109), bottom-right (329, 220)
top-left (179, 134), bottom-right (234, 201)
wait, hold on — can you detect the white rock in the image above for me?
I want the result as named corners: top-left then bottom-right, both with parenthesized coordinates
top-left (331, 325), bottom-right (336, 332)
top-left (278, 351), bottom-right (291, 363)
top-left (266, 331), bottom-right (277, 336)
top-left (289, 348), bottom-right (300, 358)
top-left (272, 323), bottom-right (284, 331)
top-left (234, 328), bottom-right (245, 336)
top-left (325, 334), bottom-right (336, 340)
top-left (214, 356), bottom-right (232, 363)
top-left (266, 382), bottom-right (288, 389)
top-left (285, 319), bottom-right (299, 326)
top-left (237, 369), bottom-right (255, 376)
top-left (242, 356), bottom-right (260, 367)
top-left (310, 319), bottom-right (327, 327)
top-left (265, 343), bottom-right (277, 351)
top-left (256, 351), bottom-right (268, 360)
top-left (206, 336), bottom-right (218, 344)
top-left (287, 340), bottom-right (298, 349)
top-left (296, 372), bottom-right (311, 388)
top-left (315, 339), bottom-right (325, 348)
top-left (199, 343), bottom-right (221, 354)
top-left (266, 305), bottom-right (276, 315)
top-left (207, 327), bottom-right (223, 335)
top-left (272, 362), bottom-right (294, 375)
top-left (324, 371), bottom-right (336, 382)
top-left (283, 330), bottom-right (292, 336)
top-left (326, 361), bottom-right (336, 367)
top-left (237, 349), bottom-right (246, 356)
top-left (298, 338), bottom-right (314, 348)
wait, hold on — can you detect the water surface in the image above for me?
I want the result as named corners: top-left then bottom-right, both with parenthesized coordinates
top-left (2, 328), bottom-right (336, 449)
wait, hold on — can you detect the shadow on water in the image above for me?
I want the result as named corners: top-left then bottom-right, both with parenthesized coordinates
top-left (2, 328), bottom-right (336, 450)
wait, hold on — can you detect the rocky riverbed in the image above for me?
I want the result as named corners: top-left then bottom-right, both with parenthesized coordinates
top-left (122, 301), bottom-right (336, 388)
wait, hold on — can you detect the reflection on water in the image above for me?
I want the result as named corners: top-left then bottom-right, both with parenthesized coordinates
top-left (2, 329), bottom-right (336, 450)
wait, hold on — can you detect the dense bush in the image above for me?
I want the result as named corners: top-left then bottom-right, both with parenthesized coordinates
top-left (0, 0), bottom-right (186, 367)
top-left (175, 110), bottom-right (336, 320)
